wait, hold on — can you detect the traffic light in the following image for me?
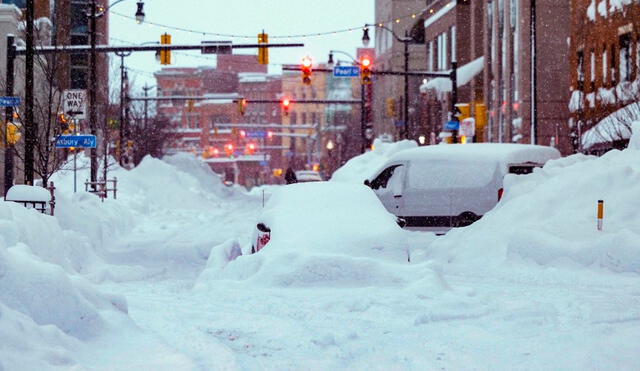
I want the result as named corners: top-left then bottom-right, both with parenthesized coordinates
top-left (386, 98), bottom-right (396, 118)
top-left (257, 32), bottom-right (268, 65)
top-left (267, 130), bottom-right (273, 139)
top-left (58, 112), bottom-right (69, 134)
top-left (282, 98), bottom-right (290, 116)
top-left (360, 56), bottom-right (372, 85)
top-left (5, 122), bottom-right (20, 145)
top-left (238, 98), bottom-right (247, 115)
top-left (160, 33), bottom-right (171, 65)
top-left (239, 129), bottom-right (246, 138)
top-left (224, 143), bottom-right (234, 157)
top-left (245, 142), bottom-right (256, 155)
top-left (301, 56), bottom-right (312, 85)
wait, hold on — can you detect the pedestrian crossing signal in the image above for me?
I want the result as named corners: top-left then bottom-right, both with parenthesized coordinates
top-left (160, 33), bottom-right (171, 65)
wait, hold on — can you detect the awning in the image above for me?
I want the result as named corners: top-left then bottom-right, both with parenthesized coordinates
top-left (419, 56), bottom-right (484, 94)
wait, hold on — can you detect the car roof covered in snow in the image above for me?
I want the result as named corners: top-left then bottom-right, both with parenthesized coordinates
top-left (388, 143), bottom-right (561, 166)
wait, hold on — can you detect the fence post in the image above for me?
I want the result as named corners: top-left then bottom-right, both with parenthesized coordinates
top-left (48, 181), bottom-right (55, 216)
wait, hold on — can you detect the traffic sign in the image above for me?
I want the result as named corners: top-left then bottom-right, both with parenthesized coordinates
top-left (246, 131), bottom-right (266, 139)
top-left (55, 135), bottom-right (96, 148)
top-left (63, 89), bottom-right (87, 119)
top-left (0, 96), bottom-right (21, 107)
top-left (459, 118), bottom-right (476, 137)
top-left (333, 66), bottom-right (360, 78)
top-left (445, 120), bottom-right (460, 130)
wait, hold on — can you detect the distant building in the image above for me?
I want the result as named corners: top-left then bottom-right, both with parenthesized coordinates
top-left (569, 0), bottom-right (640, 153)
top-left (281, 64), bottom-right (328, 171)
top-left (154, 55), bottom-right (282, 187)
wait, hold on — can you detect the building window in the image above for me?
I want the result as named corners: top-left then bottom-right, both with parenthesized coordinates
top-left (590, 49), bottom-right (595, 86)
top-left (619, 34), bottom-right (631, 82)
top-left (290, 112), bottom-right (297, 125)
top-left (311, 112), bottom-right (317, 123)
top-left (451, 26), bottom-right (456, 63)
top-left (602, 47), bottom-right (608, 84)
top-left (301, 112), bottom-right (307, 124)
top-left (427, 41), bottom-right (434, 71)
top-left (437, 33), bottom-right (447, 70)
top-left (577, 50), bottom-right (584, 90)
top-left (610, 45), bottom-right (616, 84)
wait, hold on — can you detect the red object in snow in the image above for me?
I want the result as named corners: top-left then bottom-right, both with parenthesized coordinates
top-left (256, 232), bottom-right (270, 252)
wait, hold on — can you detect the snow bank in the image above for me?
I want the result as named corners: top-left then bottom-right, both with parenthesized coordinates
top-left (426, 141), bottom-right (640, 275)
top-left (195, 182), bottom-right (432, 289)
top-left (330, 139), bottom-right (417, 183)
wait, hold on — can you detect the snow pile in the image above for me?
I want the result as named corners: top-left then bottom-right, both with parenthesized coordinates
top-left (0, 202), bottom-right (128, 369)
top-left (330, 138), bottom-right (417, 183)
top-left (426, 139), bottom-right (640, 274)
top-left (196, 182), bottom-right (425, 289)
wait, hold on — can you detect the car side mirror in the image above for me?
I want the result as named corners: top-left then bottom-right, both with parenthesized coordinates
top-left (364, 179), bottom-right (371, 187)
top-left (396, 217), bottom-right (407, 228)
top-left (257, 223), bottom-right (271, 233)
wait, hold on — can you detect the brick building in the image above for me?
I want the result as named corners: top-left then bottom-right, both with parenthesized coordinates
top-left (154, 55), bottom-right (284, 187)
top-left (481, 0), bottom-right (572, 153)
top-left (372, 0), bottom-right (427, 140)
top-left (419, 0), bottom-right (485, 143)
top-left (569, 0), bottom-right (640, 152)
top-left (281, 63), bottom-right (328, 171)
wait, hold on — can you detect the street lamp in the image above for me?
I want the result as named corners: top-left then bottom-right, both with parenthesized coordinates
top-left (362, 24), bottom-right (414, 140)
top-left (88, 0), bottom-right (144, 188)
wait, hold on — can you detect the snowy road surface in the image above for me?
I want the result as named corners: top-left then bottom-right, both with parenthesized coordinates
top-left (107, 269), bottom-right (640, 370)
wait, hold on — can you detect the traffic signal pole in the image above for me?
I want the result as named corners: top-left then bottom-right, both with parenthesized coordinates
top-left (2, 41), bottom-right (303, 193)
top-left (4, 35), bottom-right (15, 195)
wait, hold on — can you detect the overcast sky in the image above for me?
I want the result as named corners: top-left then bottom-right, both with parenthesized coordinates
top-left (109, 0), bottom-right (375, 92)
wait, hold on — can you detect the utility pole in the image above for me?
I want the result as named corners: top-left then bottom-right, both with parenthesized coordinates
top-left (403, 31), bottom-right (410, 139)
top-left (115, 51), bottom-right (131, 165)
top-left (89, 0), bottom-right (98, 189)
top-left (143, 84), bottom-right (152, 130)
top-left (450, 61), bottom-right (458, 143)
top-left (4, 35), bottom-right (15, 195)
top-left (24, 0), bottom-right (35, 184)
top-left (530, 0), bottom-right (537, 145)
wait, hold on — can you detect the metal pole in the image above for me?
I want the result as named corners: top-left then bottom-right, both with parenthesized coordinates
top-left (451, 61), bottom-right (458, 143)
top-left (89, 0), bottom-right (98, 190)
top-left (360, 83), bottom-right (366, 153)
top-left (403, 35), bottom-right (409, 139)
top-left (530, 0), bottom-right (537, 145)
top-left (143, 84), bottom-right (151, 130)
top-left (73, 119), bottom-right (77, 193)
top-left (4, 35), bottom-right (15, 196)
top-left (118, 53), bottom-right (125, 165)
top-left (24, 0), bottom-right (35, 184)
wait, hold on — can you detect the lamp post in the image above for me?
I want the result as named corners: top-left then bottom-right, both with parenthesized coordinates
top-left (363, 24), bottom-right (413, 139)
top-left (88, 0), bottom-right (144, 188)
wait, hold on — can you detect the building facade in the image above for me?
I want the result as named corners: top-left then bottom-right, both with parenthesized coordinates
top-left (482, 0), bottom-right (572, 154)
top-left (373, 0), bottom-right (427, 140)
top-left (569, 0), bottom-right (640, 152)
top-left (419, 0), bottom-right (485, 143)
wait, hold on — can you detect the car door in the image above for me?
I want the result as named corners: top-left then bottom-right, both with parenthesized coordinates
top-left (370, 163), bottom-right (405, 215)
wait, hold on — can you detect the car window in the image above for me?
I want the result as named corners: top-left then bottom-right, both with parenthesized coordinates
top-left (371, 165), bottom-right (402, 190)
top-left (508, 163), bottom-right (541, 175)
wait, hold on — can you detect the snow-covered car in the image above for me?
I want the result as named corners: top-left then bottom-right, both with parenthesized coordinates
top-left (365, 143), bottom-right (561, 232)
top-left (294, 170), bottom-right (323, 182)
top-left (249, 181), bottom-right (410, 262)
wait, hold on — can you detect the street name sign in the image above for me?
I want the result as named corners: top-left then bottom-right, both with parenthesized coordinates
top-left (445, 120), bottom-right (460, 130)
top-left (333, 66), bottom-right (360, 78)
top-left (55, 135), bottom-right (96, 148)
top-left (246, 131), bottom-right (266, 139)
top-left (63, 89), bottom-right (87, 119)
top-left (0, 96), bottom-right (21, 107)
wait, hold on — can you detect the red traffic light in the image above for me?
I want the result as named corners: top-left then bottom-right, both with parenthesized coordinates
top-left (302, 56), bottom-right (312, 68)
top-left (361, 57), bottom-right (371, 68)
top-left (246, 142), bottom-right (257, 154)
top-left (360, 56), bottom-right (373, 85)
top-left (301, 57), bottom-right (312, 85)
top-left (239, 129), bottom-right (246, 138)
top-left (224, 143), bottom-right (234, 156)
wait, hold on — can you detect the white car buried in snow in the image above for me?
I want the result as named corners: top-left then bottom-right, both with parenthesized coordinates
top-left (250, 181), bottom-right (410, 262)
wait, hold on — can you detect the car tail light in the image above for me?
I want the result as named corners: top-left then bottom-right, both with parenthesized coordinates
top-left (498, 188), bottom-right (504, 201)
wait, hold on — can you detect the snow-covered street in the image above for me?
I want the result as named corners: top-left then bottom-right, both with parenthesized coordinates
top-left (2, 138), bottom-right (640, 370)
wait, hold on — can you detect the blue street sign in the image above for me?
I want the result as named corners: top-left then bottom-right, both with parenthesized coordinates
top-left (0, 96), bottom-right (21, 107)
top-left (259, 160), bottom-right (269, 166)
top-left (246, 131), bottom-right (266, 139)
top-left (55, 135), bottom-right (97, 148)
top-left (333, 66), bottom-right (360, 78)
top-left (445, 121), bottom-right (460, 130)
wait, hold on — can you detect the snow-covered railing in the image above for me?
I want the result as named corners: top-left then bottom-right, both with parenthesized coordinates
top-left (5, 183), bottom-right (56, 216)
top-left (85, 177), bottom-right (117, 201)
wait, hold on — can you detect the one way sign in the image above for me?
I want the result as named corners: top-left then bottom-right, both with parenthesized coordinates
top-left (63, 89), bottom-right (87, 119)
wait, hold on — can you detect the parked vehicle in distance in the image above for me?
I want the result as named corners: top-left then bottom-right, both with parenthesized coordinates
top-left (365, 143), bottom-right (561, 232)
top-left (295, 170), bottom-right (323, 182)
